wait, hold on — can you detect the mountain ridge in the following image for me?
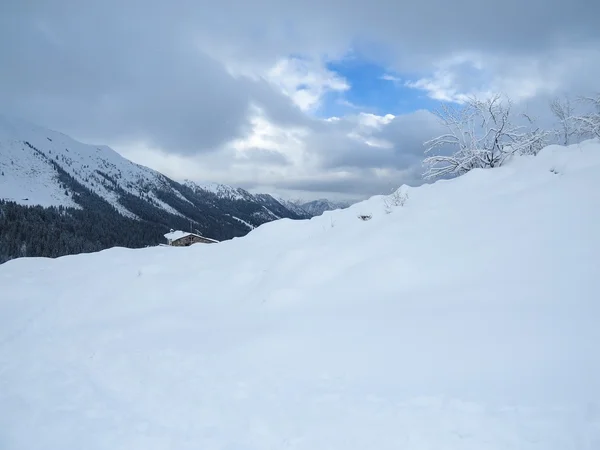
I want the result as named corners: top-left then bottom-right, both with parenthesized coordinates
top-left (300, 198), bottom-right (351, 216)
top-left (0, 114), bottom-right (349, 262)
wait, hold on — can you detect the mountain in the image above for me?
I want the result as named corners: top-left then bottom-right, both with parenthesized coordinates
top-left (0, 114), bottom-right (310, 263)
top-left (300, 198), bottom-right (351, 216)
top-left (2, 140), bottom-right (599, 449)
top-left (271, 195), bottom-right (318, 218)
top-left (183, 181), bottom-right (291, 223)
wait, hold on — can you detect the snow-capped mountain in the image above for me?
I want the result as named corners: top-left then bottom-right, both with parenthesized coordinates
top-left (182, 181), bottom-right (305, 222)
top-left (271, 195), bottom-right (318, 217)
top-left (300, 198), bottom-right (351, 216)
top-left (0, 114), bottom-right (311, 262)
top-left (183, 180), bottom-right (256, 203)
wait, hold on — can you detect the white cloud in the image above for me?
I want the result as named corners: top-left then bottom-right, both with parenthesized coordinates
top-left (117, 107), bottom-right (440, 201)
top-left (405, 47), bottom-right (600, 105)
top-left (227, 104), bottom-right (310, 168)
top-left (266, 57), bottom-right (350, 112)
top-left (1, 0), bottom-right (599, 199)
top-left (404, 52), bottom-right (494, 103)
top-left (380, 73), bottom-right (402, 83)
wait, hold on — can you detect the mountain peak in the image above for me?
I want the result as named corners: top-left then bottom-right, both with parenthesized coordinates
top-left (300, 198), bottom-right (351, 216)
top-left (0, 115), bottom-right (327, 262)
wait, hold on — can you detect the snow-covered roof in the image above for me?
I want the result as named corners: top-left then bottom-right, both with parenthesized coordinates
top-left (164, 230), bottom-right (193, 241)
top-left (164, 230), bottom-right (219, 243)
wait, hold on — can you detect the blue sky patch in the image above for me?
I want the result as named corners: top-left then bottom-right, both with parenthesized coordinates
top-left (318, 58), bottom-right (441, 118)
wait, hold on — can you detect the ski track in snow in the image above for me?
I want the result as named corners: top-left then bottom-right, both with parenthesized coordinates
top-left (1, 140), bottom-right (600, 449)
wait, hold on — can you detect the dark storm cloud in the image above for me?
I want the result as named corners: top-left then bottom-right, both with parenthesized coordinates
top-left (0, 1), bottom-right (309, 155)
top-left (1, 0), bottom-right (599, 196)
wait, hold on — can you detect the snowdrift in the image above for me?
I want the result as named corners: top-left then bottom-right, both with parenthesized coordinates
top-left (1, 140), bottom-right (600, 449)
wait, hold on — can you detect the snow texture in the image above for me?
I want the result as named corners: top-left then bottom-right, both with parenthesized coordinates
top-left (0, 114), bottom-right (183, 218)
top-left (0, 125), bottom-right (80, 209)
top-left (1, 140), bottom-right (600, 449)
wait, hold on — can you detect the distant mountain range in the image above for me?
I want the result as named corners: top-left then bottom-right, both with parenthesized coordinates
top-left (299, 199), bottom-right (352, 217)
top-left (0, 115), bottom-right (350, 263)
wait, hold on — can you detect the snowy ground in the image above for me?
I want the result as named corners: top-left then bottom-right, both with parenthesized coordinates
top-left (0, 137), bottom-right (79, 208)
top-left (1, 141), bottom-right (600, 449)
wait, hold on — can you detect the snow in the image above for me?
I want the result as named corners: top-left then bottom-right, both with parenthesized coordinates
top-left (164, 230), bottom-right (220, 243)
top-left (0, 137), bottom-right (79, 208)
top-left (185, 179), bottom-right (253, 202)
top-left (259, 204), bottom-right (280, 220)
top-left (2, 140), bottom-right (600, 449)
top-left (0, 114), bottom-right (189, 218)
top-left (147, 191), bottom-right (187, 218)
top-left (164, 230), bottom-right (194, 241)
top-left (227, 214), bottom-right (256, 230)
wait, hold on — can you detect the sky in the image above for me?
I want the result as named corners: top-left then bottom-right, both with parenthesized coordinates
top-left (1, 0), bottom-right (599, 201)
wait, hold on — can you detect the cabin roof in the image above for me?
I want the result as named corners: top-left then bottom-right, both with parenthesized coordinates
top-left (164, 230), bottom-right (193, 241)
top-left (164, 230), bottom-right (219, 243)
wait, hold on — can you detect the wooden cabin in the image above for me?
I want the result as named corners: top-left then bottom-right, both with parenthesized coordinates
top-left (164, 230), bottom-right (219, 247)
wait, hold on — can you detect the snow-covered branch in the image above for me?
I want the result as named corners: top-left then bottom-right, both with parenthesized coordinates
top-left (550, 96), bottom-right (577, 145)
top-left (572, 94), bottom-right (600, 139)
top-left (423, 94), bottom-right (548, 180)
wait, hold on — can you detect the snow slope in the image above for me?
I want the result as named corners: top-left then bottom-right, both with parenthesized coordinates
top-left (1, 140), bottom-right (600, 449)
top-left (0, 135), bottom-right (79, 208)
top-left (0, 114), bottom-right (183, 217)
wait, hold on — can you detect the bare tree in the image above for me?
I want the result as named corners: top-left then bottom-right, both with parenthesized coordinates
top-left (423, 94), bottom-right (548, 179)
top-left (572, 94), bottom-right (600, 140)
top-left (519, 113), bottom-right (549, 156)
top-left (550, 96), bottom-right (577, 145)
top-left (383, 186), bottom-right (409, 214)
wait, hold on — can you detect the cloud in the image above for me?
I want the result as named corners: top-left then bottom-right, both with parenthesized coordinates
top-left (119, 108), bottom-right (443, 201)
top-left (0, 13), bottom-right (315, 156)
top-left (267, 57), bottom-right (350, 112)
top-left (380, 74), bottom-right (402, 83)
top-left (303, 110), bottom-right (445, 176)
top-left (405, 47), bottom-right (600, 105)
top-left (1, 0), bottom-right (599, 199)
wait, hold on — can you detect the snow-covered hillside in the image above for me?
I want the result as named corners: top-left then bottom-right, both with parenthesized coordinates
top-left (1, 140), bottom-right (600, 449)
top-left (184, 180), bottom-right (256, 202)
top-left (0, 132), bottom-right (80, 209)
top-left (0, 114), bottom-right (185, 218)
